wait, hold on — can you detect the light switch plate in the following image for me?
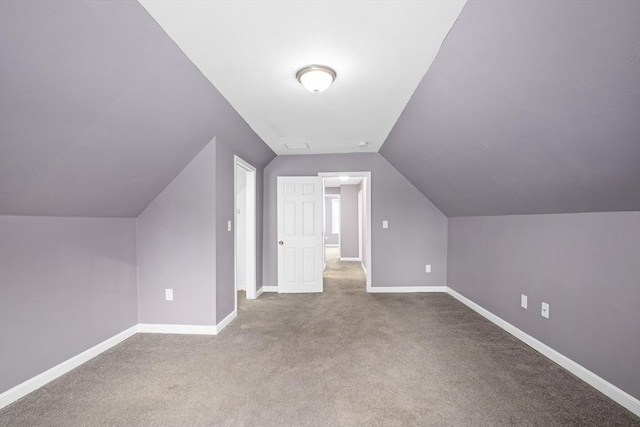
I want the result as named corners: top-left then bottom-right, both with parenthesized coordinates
top-left (521, 294), bottom-right (527, 309)
top-left (165, 289), bottom-right (174, 301)
top-left (228, 220), bottom-right (232, 231)
top-left (425, 264), bottom-right (431, 273)
top-left (382, 220), bottom-right (388, 229)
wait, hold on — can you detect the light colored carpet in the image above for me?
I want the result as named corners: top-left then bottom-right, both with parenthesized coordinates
top-left (1, 248), bottom-right (638, 426)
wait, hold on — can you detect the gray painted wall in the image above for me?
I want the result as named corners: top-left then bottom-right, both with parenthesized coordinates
top-left (137, 141), bottom-right (217, 326)
top-left (215, 140), bottom-right (235, 323)
top-left (380, 0), bottom-right (640, 216)
top-left (340, 185), bottom-right (359, 258)
top-left (448, 212), bottom-right (640, 399)
top-left (325, 196), bottom-right (339, 246)
top-left (262, 153), bottom-right (447, 288)
top-left (0, 215), bottom-right (137, 393)
top-left (0, 0), bottom-right (274, 218)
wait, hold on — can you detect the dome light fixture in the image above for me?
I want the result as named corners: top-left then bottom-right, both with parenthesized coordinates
top-left (296, 65), bottom-right (336, 93)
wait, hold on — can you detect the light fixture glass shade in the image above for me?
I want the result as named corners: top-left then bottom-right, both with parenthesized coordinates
top-left (296, 65), bottom-right (336, 93)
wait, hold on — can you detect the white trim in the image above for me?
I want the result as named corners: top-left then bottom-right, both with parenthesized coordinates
top-left (361, 262), bottom-right (367, 275)
top-left (340, 257), bottom-right (361, 261)
top-left (324, 244), bottom-right (339, 247)
top-left (234, 156), bottom-right (257, 304)
top-left (215, 309), bottom-right (237, 334)
top-left (358, 188), bottom-right (363, 261)
top-left (368, 286), bottom-right (447, 293)
top-left (138, 323), bottom-right (217, 335)
top-left (3, 293), bottom-right (636, 417)
top-left (446, 287), bottom-right (640, 417)
top-left (0, 325), bottom-right (138, 409)
top-left (254, 286), bottom-right (264, 298)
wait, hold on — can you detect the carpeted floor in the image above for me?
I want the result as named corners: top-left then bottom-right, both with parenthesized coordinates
top-left (1, 248), bottom-right (638, 426)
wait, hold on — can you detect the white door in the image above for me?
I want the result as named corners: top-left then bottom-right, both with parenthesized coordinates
top-left (277, 176), bottom-right (324, 293)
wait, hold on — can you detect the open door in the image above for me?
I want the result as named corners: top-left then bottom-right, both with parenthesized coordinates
top-left (277, 176), bottom-right (324, 293)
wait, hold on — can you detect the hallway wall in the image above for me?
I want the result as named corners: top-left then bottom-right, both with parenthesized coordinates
top-left (263, 153), bottom-right (447, 289)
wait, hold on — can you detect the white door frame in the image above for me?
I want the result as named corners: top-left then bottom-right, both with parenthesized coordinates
top-left (234, 156), bottom-right (257, 308)
top-left (318, 172), bottom-right (372, 292)
top-left (358, 189), bottom-right (363, 261)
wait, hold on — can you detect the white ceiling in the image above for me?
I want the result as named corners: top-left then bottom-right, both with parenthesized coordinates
top-left (138, 0), bottom-right (467, 155)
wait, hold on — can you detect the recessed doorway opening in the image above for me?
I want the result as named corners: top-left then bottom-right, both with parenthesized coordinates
top-left (320, 172), bottom-right (372, 292)
top-left (234, 156), bottom-right (257, 309)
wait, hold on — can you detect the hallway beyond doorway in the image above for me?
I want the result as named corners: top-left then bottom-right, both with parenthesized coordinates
top-left (323, 246), bottom-right (365, 292)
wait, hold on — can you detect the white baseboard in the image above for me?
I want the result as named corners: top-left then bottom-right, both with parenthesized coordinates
top-left (138, 311), bottom-right (237, 336)
top-left (4, 291), bottom-right (636, 417)
top-left (138, 323), bottom-right (217, 335)
top-left (254, 286), bottom-right (264, 298)
top-left (215, 310), bottom-right (237, 334)
top-left (340, 257), bottom-right (361, 261)
top-left (1, 311), bottom-right (242, 409)
top-left (368, 286), bottom-right (447, 293)
top-left (446, 287), bottom-right (640, 417)
top-left (0, 325), bottom-right (138, 409)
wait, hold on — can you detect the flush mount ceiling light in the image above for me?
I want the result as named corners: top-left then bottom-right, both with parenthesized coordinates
top-left (339, 176), bottom-right (349, 182)
top-left (296, 65), bottom-right (336, 93)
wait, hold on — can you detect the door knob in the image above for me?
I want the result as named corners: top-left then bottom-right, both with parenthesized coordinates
top-left (278, 240), bottom-right (284, 245)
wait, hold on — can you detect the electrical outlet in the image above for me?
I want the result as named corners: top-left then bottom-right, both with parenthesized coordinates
top-left (541, 302), bottom-right (549, 319)
top-left (165, 289), bottom-right (173, 301)
top-left (425, 264), bottom-right (431, 273)
top-left (382, 220), bottom-right (388, 229)
top-left (521, 294), bottom-right (528, 309)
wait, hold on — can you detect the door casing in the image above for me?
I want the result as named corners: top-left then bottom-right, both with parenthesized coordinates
top-left (234, 156), bottom-right (257, 306)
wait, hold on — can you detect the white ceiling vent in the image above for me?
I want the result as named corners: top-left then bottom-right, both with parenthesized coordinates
top-left (285, 143), bottom-right (310, 151)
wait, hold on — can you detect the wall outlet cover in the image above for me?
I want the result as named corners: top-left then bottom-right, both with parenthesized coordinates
top-left (425, 264), bottom-right (431, 273)
top-left (382, 220), bottom-right (388, 229)
top-left (165, 289), bottom-right (174, 301)
top-left (541, 302), bottom-right (549, 318)
top-left (521, 294), bottom-right (528, 309)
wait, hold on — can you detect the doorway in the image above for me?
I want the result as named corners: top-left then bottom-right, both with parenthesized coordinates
top-left (319, 172), bottom-right (372, 291)
top-left (234, 156), bottom-right (257, 306)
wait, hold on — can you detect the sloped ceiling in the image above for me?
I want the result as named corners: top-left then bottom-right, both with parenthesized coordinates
top-left (2, 0), bottom-right (637, 219)
top-left (138, 0), bottom-right (466, 156)
top-left (380, 0), bottom-right (640, 216)
top-left (0, 0), bottom-right (274, 217)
